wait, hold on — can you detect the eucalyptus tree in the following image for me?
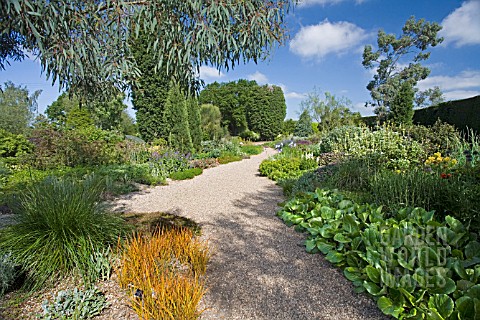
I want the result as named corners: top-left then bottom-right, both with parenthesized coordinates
top-left (1, 0), bottom-right (292, 101)
top-left (362, 16), bottom-right (443, 121)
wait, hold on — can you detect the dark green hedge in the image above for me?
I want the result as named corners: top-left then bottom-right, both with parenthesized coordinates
top-left (361, 95), bottom-right (480, 134)
top-left (413, 95), bottom-right (480, 134)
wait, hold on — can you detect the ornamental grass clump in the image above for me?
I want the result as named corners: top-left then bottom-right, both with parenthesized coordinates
top-left (118, 228), bottom-right (209, 320)
top-left (0, 175), bottom-right (127, 290)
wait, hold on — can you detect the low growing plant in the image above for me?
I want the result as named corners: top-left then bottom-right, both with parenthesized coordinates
top-left (118, 228), bottom-right (209, 320)
top-left (41, 287), bottom-right (108, 319)
top-left (0, 175), bottom-right (128, 290)
top-left (0, 252), bottom-right (17, 296)
top-left (169, 168), bottom-right (203, 180)
top-left (278, 189), bottom-right (480, 319)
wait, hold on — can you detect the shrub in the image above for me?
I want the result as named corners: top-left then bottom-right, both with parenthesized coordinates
top-left (0, 252), bottom-right (17, 296)
top-left (0, 129), bottom-right (33, 165)
top-left (403, 121), bottom-right (461, 156)
top-left (41, 287), bottom-right (108, 319)
top-left (240, 144), bottom-right (263, 155)
top-left (218, 153), bottom-right (243, 164)
top-left (317, 125), bottom-right (425, 170)
top-left (290, 171), bottom-right (323, 196)
top-left (323, 157), bottom-right (376, 192)
top-left (189, 158), bottom-right (219, 169)
top-left (118, 228), bottom-right (209, 320)
top-left (169, 168), bottom-right (203, 180)
top-left (369, 168), bottom-right (480, 230)
top-left (0, 175), bottom-right (127, 289)
top-left (28, 126), bottom-right (124, 169)
top-left (259, 157), bottom-right (318, 181)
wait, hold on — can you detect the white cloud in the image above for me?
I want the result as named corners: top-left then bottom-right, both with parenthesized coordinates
top-left (285, 91), bottom-right (307, 99)
top-left (443, 90), bottom-right (480, 101)
top-left (298, 0), bottom-right (367, 7)
top-left (440, 1), bottom-right (480, 47)
top-left (247, 71), bottom-right (268, 84)
top-left (198, 66), bottom-right (224, 81)
top-left (417, 70), bottom-right (480, 101)
top-left (289, 20), bottom-right (368, 60)
top-left (418, 70), bottom-right (480, 91)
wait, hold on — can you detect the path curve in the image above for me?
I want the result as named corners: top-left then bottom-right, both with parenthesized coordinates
top-left (113, 149), bottom-right (388, 320)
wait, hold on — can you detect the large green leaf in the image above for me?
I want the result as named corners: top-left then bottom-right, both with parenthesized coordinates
top-left (399, 274), bottom-right (416, 293)
top-left (326, 251), bottom-right (344, 264)
top-left (366, 265), bottom-right (381, 283)
top-left (380, 269), bottom-right (396, 288)
top-left (334, 233), bottom-right (351, 243)
top-left (418, 247), bottom-right (440, 269)
top-left (316, 239), bottom-right (335, 255)
top-left (456, 296), bottom-right (475, 320)
top-left (363, 281), bottom-right (385, 296)
top-left (465, 241), bottom-right (480, 260)
top-left (466, 284), bottom-right (480, 299)
top-left (344, 267), bottom-right (363, 282)
top-left (445, 216), bottom-right (465, 233)
top-left (428, 294), bottom-right (454, 319)
top-left (377, 296), bottom-right (404, 318)
top-left (342, 214), bottom-right (359, 234)
top-left (305, 239), bottom-right (318, 253)
top-left (428, 275), bottom-right (456, 295)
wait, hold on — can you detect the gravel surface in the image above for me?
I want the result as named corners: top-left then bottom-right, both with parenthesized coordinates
top-left (113, 148), bottom-right (389, 320)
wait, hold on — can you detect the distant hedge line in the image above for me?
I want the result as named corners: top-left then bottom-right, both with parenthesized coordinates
top-left (362, 95), bottom-right (480, 134)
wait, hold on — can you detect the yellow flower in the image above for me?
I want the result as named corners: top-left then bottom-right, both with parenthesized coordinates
top-left (444, 157), bottom-right (451, 162)
top-left (434, 152), bottom-right (441, 158)
top-left (428, 156), bottom-right (435, 161)
top-left (451, 159), bottom-right (458, 165)
top-left (436, 157), bottom-right (443, 162)
top-left (395, 169), bottom-right (401, 174)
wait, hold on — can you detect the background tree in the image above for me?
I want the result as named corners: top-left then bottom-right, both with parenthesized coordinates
top-left (187, 98), bottom-right (203, 150)
top-left (163, 85), bottom-right (193, 153)
top-left (200, 80), bottom-right (286, 139)
top-left (362, 16), bottom-right (443, 120)
top-left (1, 0), bottom-right (291, 101)
top-left (390, 81), bottom-right (415, 125)
top-left (246, 85), bottom-right (286, 140)
top-left (415, 86), bottom-right (444, 108)
top-left (294, 110), bottom-right (313, 137)
top-left (200, 104), bottom-right (224, 141)
top-left (45, 91), bottom-right (128, 131)
top-left (301, 89), bottom-right (360, 132)
top-left (0, 81), bottom-right (41, 134)
top-left (283, 119), bottom-right (297, 136)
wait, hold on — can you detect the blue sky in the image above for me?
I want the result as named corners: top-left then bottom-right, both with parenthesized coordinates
top-left (1, 0), bottom-right (479, 120)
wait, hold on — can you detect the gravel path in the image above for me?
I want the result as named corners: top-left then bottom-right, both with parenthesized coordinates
top-left (113, 149), bottom-right (388, 320)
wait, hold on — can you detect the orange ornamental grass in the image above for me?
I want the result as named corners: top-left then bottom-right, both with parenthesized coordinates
top-left (118, 227), bottom-right (210, 320)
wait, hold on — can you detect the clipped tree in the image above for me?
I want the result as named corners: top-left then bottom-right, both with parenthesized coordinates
top-left (187, 97), bottom-right (203, 150)
top-left (362, 16), bottom-right (443, 119)
top-left (390, 81), bottom-right (415, 125)
top-left (0, 81), bottom-right (41, 134)
top-left (130, 32), bottom-right (170, 142)
top-left (246, 85), bottom-right (286, 140)
top-left (163, 85), bottom-right (193, 153)
top-left (1, 1), bottom-right (291, 102)
top-left (200, 104), bottom-right (224, 141)
top-left (294, 110), bottom-right (313, 137)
